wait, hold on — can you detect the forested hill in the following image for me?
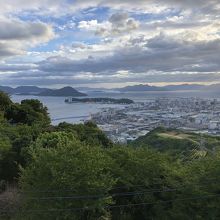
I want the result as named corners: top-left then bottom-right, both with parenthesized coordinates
top-left (0, 86), bottom-right (87, 97)
top-left (1, 91), bottom-right (220, 219)
top-left (38, 86), bottom-right (87, 97)
top-left (129, 127), bottom-right (220, 159)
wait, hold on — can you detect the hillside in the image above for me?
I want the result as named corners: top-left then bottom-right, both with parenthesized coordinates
top-left (2, 92), bottom-right (220, 219)
top-left (38, 86), bottom-right (87, 97)
top-left (0, 86), bottom-right (86, 96)
top-left (0, 86), bottom-right (47, 94)
top-left (0, 86), bottom-right (15, 94)
top-left (2, 83), bottom-right (220, 95)
top-left (130, 127), bottom-right (220, 158)
top-left (14, 86), bottom-right (47, 94)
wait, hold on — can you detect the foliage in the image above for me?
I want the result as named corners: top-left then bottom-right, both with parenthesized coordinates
top-left (5, 99), bottom-right (50, 126)
top-left (0, 92), bottom-right (12, 112)
top-left (0, 95), bottom-right (50, 182)
top-left (106, 146), bottom-right (181, 220)
top-left (130, 127), bottom-right (220, 160)
top-left (19, 132), bottom-right (115, 220)
top-left (167, 153), bottom-right (220, 219)
top-left (0, 136), bottom-right (14, 181)
top-left (55, 121), bottom-right (113, 148)
top-left (2, 93), bottom-right (220, 219)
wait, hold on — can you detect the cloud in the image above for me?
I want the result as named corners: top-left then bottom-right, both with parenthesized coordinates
top-left (0, 43), bottom-right (23, 58)
top-left (36, 33), bottom-right (220, 75)
top-left (0, 19), bottom-right (54, 41)
top-left (108, 12), bottom-right (139, 33)
top-left (0, 0), bottom-right (219, 17)
top-left (0, 0), bottom-right (68, 16)
top-left (78, 20), bottom-right (110, 32)
top-left (0, 18), bottom-right (55, 58)
top-left (3, 71), bottom-right (220, 86)
top-left (78, 12), bottom-right (139, 36)
top-left (0, 63), bottom-right (37, 72)
top-left (0, 32), bottom-right (212, 86)
top-left (0, 0), bottom-right (220, 87)
top-left (72, 0), bottom-right (220, 16)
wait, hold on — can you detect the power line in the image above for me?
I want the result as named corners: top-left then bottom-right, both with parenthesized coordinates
top-left (12, 177), bottom-right (219, 194)
top-left (27, 188), bottom-right (180, 201)
top-left (15, 184), bottom-right (155, 193)
top-left (27, 186), bottom-right (206, 201)
top-left (1, 193), bottom-right (220, 215)
top-left (108, 193), bottom-right (220, 209)
top-left (16, 178), bottom-right (219, 201)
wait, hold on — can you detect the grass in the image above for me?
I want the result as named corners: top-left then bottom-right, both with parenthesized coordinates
top-left (158, 132), bottom-right (190, 140)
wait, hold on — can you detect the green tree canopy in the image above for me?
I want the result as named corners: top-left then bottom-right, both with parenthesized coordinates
top-left (20, 132), bottom-right (115, 220)
top-left (56, 122), bottom-right (113, 148)
top-left (0, 92), bottom-right (12, 112)
top-left (5, 99), bottom-right (50, 126)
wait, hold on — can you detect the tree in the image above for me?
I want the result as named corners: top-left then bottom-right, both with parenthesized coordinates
top-left (170, 153), bottom-right (220, 219)
top-left (0, 135), bottom-right (16, 181)
top-left (5, 99), bottom-right (50, 126)
top-left (0, 111), bottom-right (5, 122)
top-left (0, 122), bottom-right (47, 182)
top-left (56, 122), bottom-right (113, 148)
top-left (19, 132), bottom-right (115, 220)
top-left (106, 146), bottom-right (181, 220)
top-left (0, 92), bottom-right (12, 112)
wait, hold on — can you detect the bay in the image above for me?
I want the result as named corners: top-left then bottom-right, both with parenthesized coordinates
top-left (11, 90), bottom-right (220, 125)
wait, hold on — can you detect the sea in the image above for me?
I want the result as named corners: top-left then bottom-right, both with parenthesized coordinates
top-left (11, 90), bottom-right (220, 125)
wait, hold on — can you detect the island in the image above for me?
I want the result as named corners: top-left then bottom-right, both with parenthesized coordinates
top-left (65, 97), bottom-right (134, 104)
top-left (37, 87), bottom-right (87, 97)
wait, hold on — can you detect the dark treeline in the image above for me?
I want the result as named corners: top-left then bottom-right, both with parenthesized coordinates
top-left (65, 97), bottom-right (134, 104)
top-left (1, 91), bottom-right (220, 220)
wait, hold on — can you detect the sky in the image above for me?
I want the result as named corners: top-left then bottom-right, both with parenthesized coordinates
top-left (0, 0), bottom-right (220, 88)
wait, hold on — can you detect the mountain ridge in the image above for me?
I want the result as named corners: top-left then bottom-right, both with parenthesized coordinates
top-left (0, 86), bottom-right (87, 97)
top-left (116, 83), bottom-right (220, 92)
top-left (38, 86), bottom-right (87, 97)
top-left (1, 83), bottom-right (220, 95)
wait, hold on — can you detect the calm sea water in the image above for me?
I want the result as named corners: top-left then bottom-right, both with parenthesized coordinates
top-left (12, 90), bottom-right (220, 125)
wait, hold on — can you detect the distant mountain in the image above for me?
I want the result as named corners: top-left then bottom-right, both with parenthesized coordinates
top-left (0, 86), bottom-right (47, 94)
top-left (163, 84), bottom-right (206, 91)
top-left (38, 87), bottom-right (87, 97)
top-left (205, 84), bottom-right (220, 91)
top-left (116, 84), bottom-right (208, 92)
top-left (0, 86), bottom-right (87, 97)
top-left (1, 84), bottom-right (219, 96)
top-left (117, 84), bottom-right (166, 92)
top-left (76, 87), bottom-right (113, 93)
top-left (0, 86), bottom-right (14, 94)
top-left (14, 86), bottom-right (47, 94)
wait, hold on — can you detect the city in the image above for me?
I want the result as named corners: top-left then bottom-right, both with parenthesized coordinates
top-left (91, 98), bottom-right (220, 143)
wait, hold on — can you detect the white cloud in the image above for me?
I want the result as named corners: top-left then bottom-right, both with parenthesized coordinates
top-left (1, 0), bottom-right (220, 86)
top-left (0, 0), bottom-right (219, 17)
top-left (0, 42), bottom-right (24, 58)
top-left (0, 17), bottom-right (55, 58)
top-left (78, 12), bottom-right (139, 37)
top-left (78, 20), bottom-right (111, 32)
top-left (0, 18), bottom-right (54, 41)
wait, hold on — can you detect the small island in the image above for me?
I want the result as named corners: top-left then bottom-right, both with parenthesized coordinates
top-left (65, 97), bottom-right (134, 104)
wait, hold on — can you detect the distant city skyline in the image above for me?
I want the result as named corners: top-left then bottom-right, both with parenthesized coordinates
top-left (0, 0), bottom-right (220, 87)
